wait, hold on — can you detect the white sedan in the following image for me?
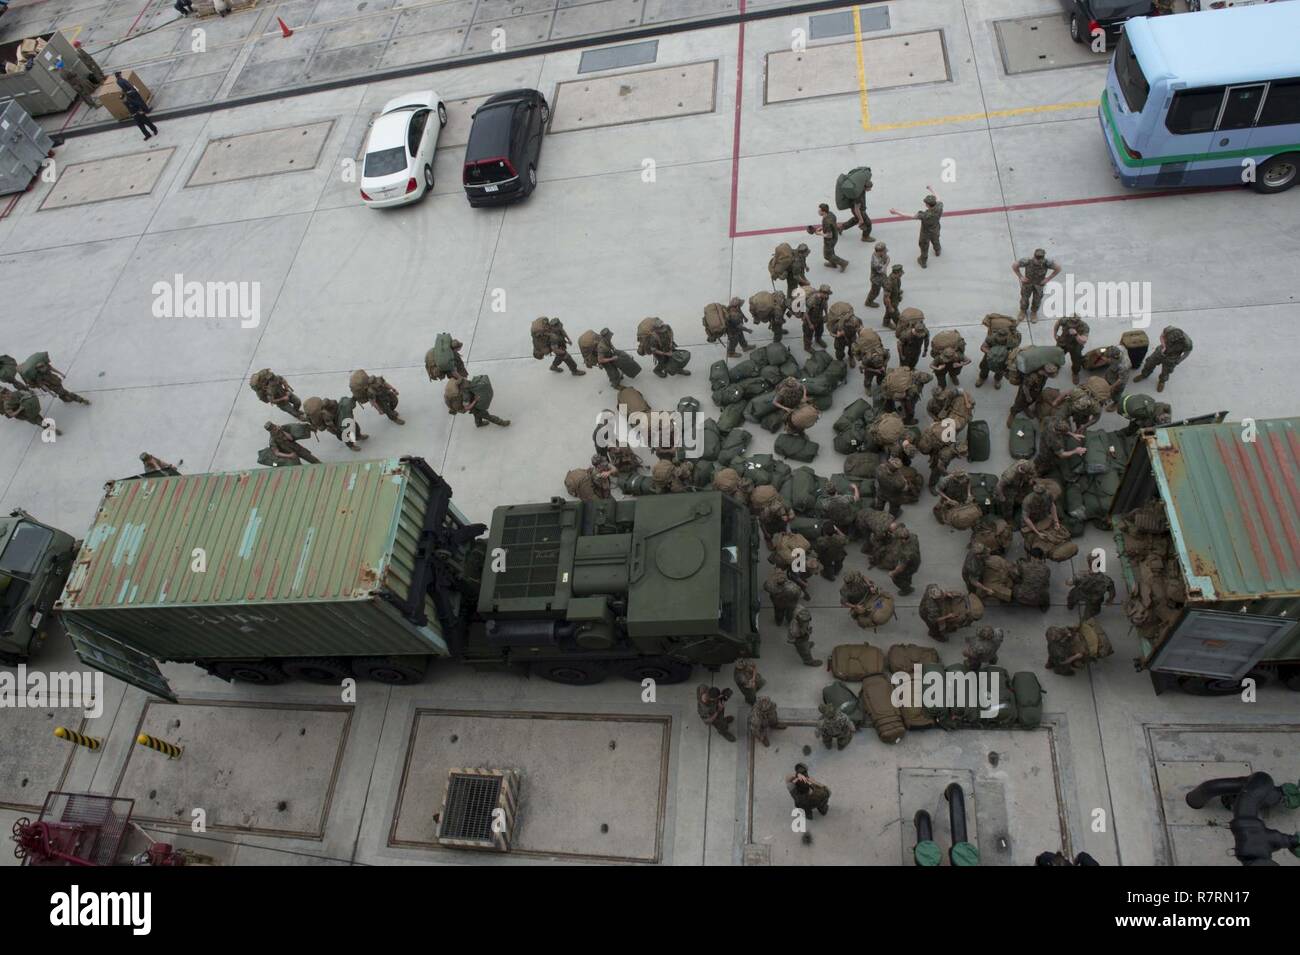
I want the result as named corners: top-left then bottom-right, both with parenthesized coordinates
top-left (359, 90), bottom-right (447, 208)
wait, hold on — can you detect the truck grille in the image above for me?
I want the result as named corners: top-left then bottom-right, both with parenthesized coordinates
top-left (497, 511), bottom-right (562, 599)
top-left (437, 769), bottom-right (520, 852)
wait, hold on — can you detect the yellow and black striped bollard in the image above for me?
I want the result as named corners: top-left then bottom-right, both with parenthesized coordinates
top-left (136, 733), bottom-right (184, 759)
top-left (53, 726), bottom-right (101, 750)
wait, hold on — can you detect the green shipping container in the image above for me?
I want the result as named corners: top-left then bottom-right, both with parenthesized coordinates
top-left (55, 458), bottom-right (472, 678)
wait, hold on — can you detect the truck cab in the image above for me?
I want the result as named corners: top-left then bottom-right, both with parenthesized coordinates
top-left (0, 510), bottom-right (78, 664)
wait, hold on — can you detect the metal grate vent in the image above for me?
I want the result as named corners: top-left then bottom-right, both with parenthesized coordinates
top-left (437, 768), bottom-right (520, 852)
top-left (38, 791), bottom-right (135, 866)
top-left (497, 512), bottom-right (562, 600)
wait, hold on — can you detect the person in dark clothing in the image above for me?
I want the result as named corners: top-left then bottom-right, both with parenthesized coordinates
top-left (125, 91), bottom-right (157, 139)
top-left (174, 0), bottom-right (195, 14)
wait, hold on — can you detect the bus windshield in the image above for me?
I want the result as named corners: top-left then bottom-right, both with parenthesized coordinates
top-left (1114, 33), bottom-right (1149, 114)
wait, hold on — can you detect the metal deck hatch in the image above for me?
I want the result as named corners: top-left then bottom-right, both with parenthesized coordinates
top-left (437, 768), bottom-right (520, 852)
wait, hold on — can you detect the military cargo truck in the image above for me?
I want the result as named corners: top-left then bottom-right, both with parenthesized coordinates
top-left (1111, 418), bottom-right (1300, 694)
top-left (1, 457), bottom-right (759, 700)
top-left (0, 511), bottom-right (79, 666)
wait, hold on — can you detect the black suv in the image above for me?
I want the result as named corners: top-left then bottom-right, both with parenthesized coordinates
top-left (462, 89), bottom-right (550, 207)
top-left (1060, 0), bottom-right (1158, 46)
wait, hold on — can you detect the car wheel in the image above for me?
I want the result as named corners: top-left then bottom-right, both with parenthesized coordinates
top-left (1069, 13), bottom-right (1083, 44)
top-left (540, 103), bottom-right (551, 125)
top-left (527, 163), bottom-right (537, 195)
top-left (424, 163), bottom-right (434, 192)
top-left (437, 102), bottom-right (447, 128)
top-left (1253, 153), bottom-right (1299, 194)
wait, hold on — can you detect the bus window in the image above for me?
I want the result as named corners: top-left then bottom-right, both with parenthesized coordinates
top-left (1167, 88), bottom-right (1225, 135)
top-left (1217, 85), bottom-right (1265, 130)
top-left (1114, 34), bottom-right (1149, 113)
top-left (1258, 79), bottom-right (1300, 127)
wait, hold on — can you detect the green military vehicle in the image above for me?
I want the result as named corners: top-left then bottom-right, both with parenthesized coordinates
top-left (3, 457), bottom-right (758, 700)
top-left (0, 511), bottom-right (79, 666)
top-left (1111, 417), bottom-right (1300, 694)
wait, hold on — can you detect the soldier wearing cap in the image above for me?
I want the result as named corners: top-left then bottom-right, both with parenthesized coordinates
top-left (788, 605), bottom-right (822, 667)
top-left (595, 328), bottom-right (622, 388)
top-left (1012, 248), bottom-right (1062, 323)
top-left (865, 241), bottom-right (890, 309)
top-left (882, 263), bottom-right (905, 329)
top-left (890, 187), bottom-right (943, 268)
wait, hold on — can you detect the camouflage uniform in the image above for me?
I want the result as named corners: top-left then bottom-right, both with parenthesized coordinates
top-left (962, 626), bottom-right (1004, 670)
top-left (361, 374), bottom-right (403, 425)
top-left (1061, 387), bottom-right (1102, 431)
top-left (789, 771), bottom-right (831, 816)
top-left (1119, 393), bottom-right (1172, 436)
top-left (865, 243), bottom-right (889, 308)
top-left (918, 584), bottom-right (974, 642)
top-left (748, 696), bottom-right (786, 747)
top-left (1067, 572), bottom-right (1116, 620)
top-left (882, 526), bottom-right (921, 595)
top-left (817, 702), bottom-right (854, 750)
top-left (976, 323), bottom-right (1020, 390)
top-left (758, 498), bottom-right (792, 545)
top-left (924, 433), bottom-right (967, 494)
top-left (1135, 326), bottom-right (1193, 392)
top-left (895, 310), bottom-right (929, 369)
top-left (1084, 345), bottom-right (1129, 405)
top-left (764, 567), bottom-right (805, 625)
top-left (264, 421), bottom-right (319, 465)
top-left (934, 469), bottom-right (973, 512)
top-left (788, 243), bottom-right (812, 298)
top-left (596, 330), bottom-right (622, 388)
top-left (930, 347), bottom-right (969, 388)
top-left (547, 319), bottom-right (585, 376)
top-left (733, 659), bottom-right (765, 706)
top-left (696, 685), bottom-right (736, 741)
top-left (820, 207), bottom-right (848, 270)
top-left (788, 606), bottom-right (822, 666)
top-left (961, 542), bottom-right (988, 595)
top-left (855, 508), bottom-right (895, 564)
top-left (1052, 315), bottom-right (1091, 382)
top-left (1044, 627), bottom-right (1086, 676)
top-left (22, 357), bottom-right (90, 405)
top-left (914, 196), bottom-right (943, 266)
top-left (650, 322), bottom-right (688, 378)
top-left (1, 387), bottom-right (47, 430)
top-left (250, 368), bottom-right (305, 421)
top-left (833, 312), bottom-right (862, 366)
top-left (882, 265), bottom-right (905, 329)
top-left (724, 301), bottom-right (754, 357)
top-left (1007, 365), bottom-right (1056, 427)
top-left (804, 286), bottom-right (830, 351)
top-left (1014, 249), bottom-right (1060, 322)
top-left (813, 523), bottom-right (848, 580)
top-left (873, 458), bottom-right (911, 518)
top-left (1035, 417), bottom-right (1082, 478)
top-left (1013, 556), bottom-right (1052, 610)
top-left (839, 570), bottom-right (876, 610)
top-left (751, 291), bottom-right (788, 343)
top-left (304, 396), bottom-right (366, 450)
top-left (450, 377), bottom-right (510, 428)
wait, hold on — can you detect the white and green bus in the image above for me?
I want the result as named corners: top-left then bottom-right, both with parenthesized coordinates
top-left (1099, 3), bottom-right (1300, 193)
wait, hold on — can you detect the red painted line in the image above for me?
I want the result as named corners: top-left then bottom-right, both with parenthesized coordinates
top-left (58, 101), bottom-right (81, 131)
top-left (727, 0), bottom-right (746, 239)
top-left (126, 0), bottom-right (152, 36)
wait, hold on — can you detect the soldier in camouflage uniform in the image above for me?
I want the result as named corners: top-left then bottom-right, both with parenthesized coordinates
top-left (758, 496), bottom-right (793, 546)
top-left (788, 763), bottom-right (831, 817)
top-left (962, 541), bottom-right (990, 597)
top-left (930, 347), bottom-right (970, 388)
top-left (933, 468), bottom-right (974, 523)
top-left (962, 626), bottom-right (1004, 670)
top-left (803, 284), bottom-right (831, 351)
top-left (873, 455), bottom-right (912, 518)
top-left (1007, 361), bottom-right (1057, 427)
top-left (839, 569), bottom-right (881, 613)
top-left (853, 329), bottom-right (890, 391)
top-left (919, 584), bottom-right (977, 642)
top-left (733, 658), bottom-right (765, 706)
top-left (882, 523), bottom-right (921, 595)
top-left (1119, 393), bottom-right (1172, 436)
top-left (1013, 556), bottom-right (1052, 611)
top-left (264, 421), bottom-right (320, 465)
top-left (304, 396), bottom-right (367, 451)
top-left (832, 306), bottom-right (862, 367)
top-left (1083, 345), bottom-right (1129, 407)
top-left (890, 188), bottom-right (942, 268)
top-left (1012, 248), bottom-right (1062, 323)
top-left (882, 264), bottom-right (905, 330)
top-left (855, 508), bottom-right (896, 564)
top-left (1, 387), bottom-right (52, 432)
top-left (920, 427), bottom-right (968, 495)
top-left (788, 605), bottom-right (822, 666)
top-left (595, 328), bottom-right (622, 388)
top-left (1020, 481), bottom-right (1062, 554)
top-left (139, 452), bottom-right (178, 475)
top-left (427, 337), bottom-right (468, 381)
top-left (1134, 326), bottom-right (1193, 393)
top-left (815, 202), bottom-right (848, 271)
top-left (352, 370), bottom-right (404, 425)
top-left (817, 702), bottom-right (854, 750)
top-left (649, 321), bottom-right (688, 378)
top-left (448, 377), bottom-right (511, 428)
top-left (865, 242), bottom-right (890, 309)
top-left (546, 318), bottom-right (586, 376)
top-left (1044, 627), bottom-right (1086, 676)
top-left (994, 459), bottom-right (1038, 517)
top-left (1052, 315), bottom-right (1091, 384)
top-left (1067, 571), bottom-right (1117, 620)
top-left (976, 321), bottom-right (1021, 390)
top-left (724, 301), bottom-right (754, 358)
top-left (749, 696), bottom-right (786, 748)
top-left (1035, 415), bottom-right (1085, 478)
top-left (751, 291), bottom-right (788, 343)
top-left (764, 566), bottom-right (806, 625)
top-left (813, 522), bottom-right (849, 581)
top-left (1053, 385), bottom-right (1102, 431)
top-left (697, 685), bottom-right (736, 742)
top-left (820, 480), bottom-right (860, 527)
top-left (895, 308), bottom-right (929, 369)
top-left (250, 368), bottom-right (306, 421)
top-left (20, 355), bottom-right (90, 405)
top-left (789, 243), bottom-right (812, 297)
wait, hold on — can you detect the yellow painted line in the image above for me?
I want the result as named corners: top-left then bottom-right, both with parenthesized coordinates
top-left (852, 5), bottom-right (870, 131)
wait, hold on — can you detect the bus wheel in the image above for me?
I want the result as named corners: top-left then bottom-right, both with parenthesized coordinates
top-left (617, 657), bottom-right (693, 685)
top-left (281, 657), bottom-right (351, 684)
top-left (211, 660), bottom-right (287, 685)
top-left (532, 661), bottom-right (608, 685)
top-left (1176, 676), bottom-right (1241, 696)
top-left (1253, 154), bottom-right (1298, 194)
top-left (352, 656), bottom-right (428, 685)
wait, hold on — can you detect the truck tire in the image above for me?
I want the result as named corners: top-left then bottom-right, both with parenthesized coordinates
top-left (616, 657), bottom-right (693, 685)
top-left (1175, 675), bottom-right (1241, 696)
top-left (281, 657), bottom-right (351, 685)
top-left (210, 660), bottom-right (287, 686)
top-left (532, 660), bottom-right (608, 685)
top-left (351, 656), bottom-right (428, 685)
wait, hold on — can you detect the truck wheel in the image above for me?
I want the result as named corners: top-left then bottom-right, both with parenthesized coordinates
top-left (1176, 676), bottom-right (1241, 696)
top-left (617, 658), bottom-right (693, 684)
top-left (210, 660), bottom-right (287, 685)
top-left (1282, 668), bottom-right (1300, 692)
top-left (281, 657), bottom-right (351, 685)
top-left (351, 656), bottom-right (428, 685)
top-left (1253, 153), bottom-right (1298, 194)
top-left (532, 661), bottom-right (607, 685)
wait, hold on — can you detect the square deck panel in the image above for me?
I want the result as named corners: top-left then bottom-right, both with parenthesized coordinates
top-left (579, 39), bottom-right (658, 74)
top-left (390, 709), bottom-right (671, 862)
top-left (550, 60), bottom-right (718, 133)
top-left (40, 149), bottom-right (175, 211)
top-left (1147, 724), bottom-right (1300, 866)
top-left (765, 29), bottom-right (948, 104)
top-left (995, 15), bottom-right (1107, 75)
top-left (186, 121), bottom-right (334, 187)
top-left (0, 708), bottom-right (79, 811)
top-left (809, 6), bottom-right (889, 40)
top-left (113, 701), bottom-right (353, 839)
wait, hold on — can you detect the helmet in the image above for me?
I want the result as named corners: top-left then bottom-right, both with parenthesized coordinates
top-left (139, 452), bottom-right (150, 462)
top-left (796, 243), bottom-right (809, 253)
top-left (1033, 248), bottom-right (1046, 258)
top-left (795, 607), bottom-right (812, 621)
top-left (874, 242), bottom-right (887, 252)
top-left (729, 297), bottom-right (743, 307)
top-left (600, 327), bottom-right (612, 338)
top-left (549, 317), bottom-right (562, 326)
top-left (892, 264), bottom-right (904, 271)
top-left (818, 284), bottom-right (832, 294)
top-left (924, 195), bottom-right (937, 206)
top-left (263, 421), bottom-right (276, 432)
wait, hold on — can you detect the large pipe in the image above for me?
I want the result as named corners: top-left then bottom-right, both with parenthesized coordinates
top-left (1187, 773), bottom-right (1300, 866)
top-left (914, 810), bottom-right (934, 844)
top-left (945, 783), bottom-right (969, 847)
top-left (1185, 776), bottom-right (1249, 810)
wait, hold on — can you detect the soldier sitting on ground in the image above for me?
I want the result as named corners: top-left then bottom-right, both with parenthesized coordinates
top-left (963, 626), bottom-right (1004, 670)
top-left (817, 702), bottom-right (855, 750)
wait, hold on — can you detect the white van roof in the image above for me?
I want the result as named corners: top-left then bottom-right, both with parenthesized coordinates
top-left (1126, 4), bottom-right (1300, 89)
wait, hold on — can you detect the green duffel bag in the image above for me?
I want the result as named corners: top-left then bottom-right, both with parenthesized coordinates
top-left (842, 451), bottom-right (880, 479)
top-left (986, 667), bottom-right (1018, 727)
top-left (823, 680), bottom-right (866, 728)
top-left (258, 446), bottom-right (300, 467)
top-left (746, 392), bottom-right (778, 423)
top-left (801, 374), bottom-right (833, 397)
top-left (1084, 429), bottom-right (1111, 475)
top-left (677, 396), bottom-right (702, 415)
top-left (802, 351), bottom-right (832, 377)
top-left (428, 333), bottom-right (456, 378)
top-left (17, 351), bottom-right (49, 385)
top-left (1009, 413), bottom-right (1037, 459)
top-left (710, 359), bottom-right (731, 391)
top-left (614, 350), bottom-right (642, 378)
top-left (745, 454), bottom-right (791, 490)
top-left (760, 365), bottom-right (784, 386)
top-left (835, 166), bottom-right (872, 210)
top-left (620, 473), bottom-right (659, 495)
top-left (967, 419), bottom-right (991, 463)
top-left (1014, 345), bottom-right (1065, 375)
top-left (969, 472), bottom-right (999, 514)
top-left (826, 473), bottom-right (866, 498)
top-left (729, 358), bottom-right (760, 382)
top-left (789, 467), bottom-right (820, 513)
top-left (1011, 671), bottom-right (1044, 729)
top-left (666, 349), bottom-right (691, 374)
top-left (1063, 481), bottom-right (1086, 521)
top-left (777, 474), bottom-right (794, 507)
top-left (834, 397), bottom-right (872, 433)
top-left (824, 359), bottom-right (848, 386)
top-left (833, 422), bottom-right (870, 455)
top-left (779, 359), bottom-right (801, 378)
top-left (0, 354), bottom-right (16, 385)
top-left (944, 663), bottom-right (981, 728)
top-left (713, 383), bottom-right (745, 406)
top-left (718, 427), bottom-right (752, 464)
top-left (1094, 466), bottom-right (1121, 499)
top-left (760, 410), bottom-right (785, 432)
top-left (738, 378), bottom-right (771, 399)
top-left (790, 516), bottom-right (828, 538)
top-left (768, 460), bottom-right (793, 489)
top-left (810, 394), bottom-right (833, 412)
top-left (763, 342), bottom-right (791, 367)
top-left (692, 460), bottom-right (717, 487)
top-left (283, 421), bottom-right (314, 441)
top-left (775, 433), bottom-right (820, 462)
top-left (717, 400), bottom-right (747, 433)
top-left (699, 419), bottom-right (721, 461)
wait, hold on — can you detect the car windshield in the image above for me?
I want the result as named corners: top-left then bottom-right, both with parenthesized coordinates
top-left (0, 522), bottom-right (52, 580)
top-left (1114, 33), bottom-right (1150, 114)
top-left (364, 147), bottom-right (407, 178)
top-left (464, 159), bottom-right (513, 184)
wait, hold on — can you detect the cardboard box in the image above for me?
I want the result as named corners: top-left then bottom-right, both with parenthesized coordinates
top-left (94, 69), bottom-right (152, 120)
